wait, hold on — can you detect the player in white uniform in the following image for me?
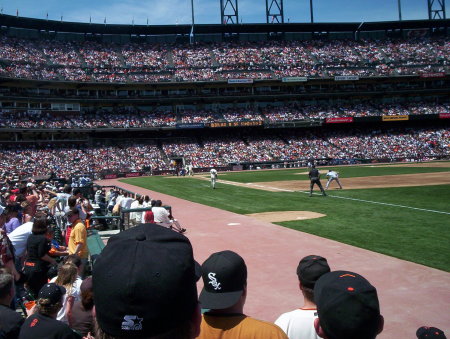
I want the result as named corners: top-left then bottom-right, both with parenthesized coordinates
top-left (325, 170), bottom-right (343, 190)
top-left (210, 168), bottom-right (218, 189)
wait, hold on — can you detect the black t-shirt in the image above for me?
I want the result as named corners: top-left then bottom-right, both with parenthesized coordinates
top-left (0, 304), bottom-right (24, 339)
top-left (19, 313), bottom-right (80, 339)
top-left (25, 234), bottom-right (51, 267)
top-left (309, 168), bottom-right (320, 180)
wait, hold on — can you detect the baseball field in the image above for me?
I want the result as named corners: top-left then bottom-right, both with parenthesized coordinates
top-left (121, 161), bottom-right (450, 272)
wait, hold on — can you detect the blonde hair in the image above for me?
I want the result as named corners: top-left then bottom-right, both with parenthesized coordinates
top-left (55, 263), bottom-right (77, 295)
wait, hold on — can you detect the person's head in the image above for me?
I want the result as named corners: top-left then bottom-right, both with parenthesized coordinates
top-left (93, 224), bottom-right (200, 339)
top-left (199, 250), bottom-right (247, 311)
top-left (67, 207), bottom-right (80, 224)
top-left (124, 192), bottom-right (128, 198)
top-left (65, 254), bottom-right (83, 275)
top-left (296, 255), bottom-right (330, 301)
top-left (80, 276), bottom-right (94, 311)
top-left (314, 271), bottom-right (383, 339)
top-left (5, 204), bottom-right (20, 220)
top-left (55, 263), bottom-right (78, 289)
top-left (32, 215), bottom-right (49, 235)
top-left (312, 165), bottom-right (316, 169)
top-left (0, 205), bottom-right (6, 227)
top-left (155, 200), bottom-right (162, 207)
top-left (144, 195), bottom-right (150, 203)
top-left (36, 283), bottom-right (66, 318)
top-left (416, 326), bottom-right (446, 339)
top-left (72, 188), bottom-right (82, 198)
top-left (0, 270), bottom-right (15, 305)
top-left (328, 170), bottom-right (331, 172)
top-left (63, 185), bottom-right (72, 194)
top-left (68, 196), bottom-right (78, 208)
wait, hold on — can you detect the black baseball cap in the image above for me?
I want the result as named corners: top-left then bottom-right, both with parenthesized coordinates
top-left (296, 255), bottom-right (330, 289)
top-left (199, 250), bottom-right (247, 310)
top-left (38, 283), bottom-right (66, 304)
top-left (93, 224), bottom-right (199, 338)
top-left (314, 270), bottom-right (381, 339)
top-left (417, 326), bottom-right (447, 339)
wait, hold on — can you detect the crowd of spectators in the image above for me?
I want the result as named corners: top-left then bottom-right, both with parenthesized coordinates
top-left (0, 35), bottom-right (447, 82)
top-left (0, 101), bottom-right (447, 129)
top-left (1, 127), bottom-right (447, 178)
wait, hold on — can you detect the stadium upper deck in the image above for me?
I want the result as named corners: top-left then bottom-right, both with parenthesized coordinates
top-left (0, 15), bottom-right (449, 83)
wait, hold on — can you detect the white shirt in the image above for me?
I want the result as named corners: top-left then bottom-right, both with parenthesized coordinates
top-left (210, 169), bottom-right (217, 179)
top-left (51, 276), bottom-right (82, 324)
top-left (326, 171), bottom-right (338, 179)
top-left (275, 308), bottom-right (320, 339)
top-left (152, 207), bottom-right (171, 224)
top-left (120, 197), bottom-right (134, 210)
top-left (9, 222), bottom-right (33, 258)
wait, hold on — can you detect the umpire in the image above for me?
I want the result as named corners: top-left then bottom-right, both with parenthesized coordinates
top-left (308, 165), bottom-right (327, 197)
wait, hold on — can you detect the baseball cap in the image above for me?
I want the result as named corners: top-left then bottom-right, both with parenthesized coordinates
top-left (417, 326), bottom-right (447, 339)
top-left (199, 250), bottom-right (247, 310)
top-left (38, 283), bottom-right (66, 304)
top-left (314, 270), bottom-right (381, 339)
top-left (296, 255), bottom-right (330, 289)
top-left (93, 224), bottom-right (198, 338)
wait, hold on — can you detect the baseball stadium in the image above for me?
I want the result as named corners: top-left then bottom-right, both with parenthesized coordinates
top-left (0, 1), bottom-right (449, 338)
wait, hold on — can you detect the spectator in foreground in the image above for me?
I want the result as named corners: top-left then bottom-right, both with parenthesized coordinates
top-left (69, 276), bottom-right (94, 337)
top-left (197, 250), bottom-right (288, 339)
top-left (0, 270), bottom-right (24, 338)
top-left (19, 283), bottom-right (79, 339)
top-left (275, 255), bottom-right (331, 339)
top-left (92, 224), bottom-right (201, 338)
top-left (416, 326), bottom-right (446, 339)
top-left (313, 271), bottom-right (384, 339)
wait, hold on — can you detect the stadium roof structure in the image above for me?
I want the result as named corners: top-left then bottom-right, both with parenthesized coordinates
top-left (0, 13), bottom-right (449, 35)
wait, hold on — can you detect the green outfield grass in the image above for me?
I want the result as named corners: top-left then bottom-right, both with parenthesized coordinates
top-left (121, 162), bottom-right (450, 271)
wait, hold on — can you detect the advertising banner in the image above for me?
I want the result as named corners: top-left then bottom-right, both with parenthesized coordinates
top-left (125, 172), bottom-right (143, 178)
top-left (420, 72), bottom-right (445, 78)
top-left (281, 77), bottom-right (308, 82)
top-left (325, 117), bottom-right (354, 123)
top-left (104, 174), bottom-right (118, 179)
top-left (439, 113), bottom-right (450, 119)
top-left (227, 79), bottom-right (254, 84)
top-left (334, 76), bottom-right (360, 81)
top-left (176, 123), bottom-right (205, 129)
top-left (382, 115), bottom-right (409, 121)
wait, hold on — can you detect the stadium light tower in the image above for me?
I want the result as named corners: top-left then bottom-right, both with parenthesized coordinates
top-left (221, 0), bottom-right (239, 24)
top-left (266, 0), bottom-right (284, 23)
top-left (310, 0), bottom-right (314, 23)
top-left (427, 0), bottom-right (446, 19)
top-left (398, 0), bottom-right (402, 21)
top-left (190, 0), bottom-right (195, 44)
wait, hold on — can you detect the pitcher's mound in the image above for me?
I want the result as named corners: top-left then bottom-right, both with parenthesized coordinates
top-left (246, 211), bottom-right (326, 222)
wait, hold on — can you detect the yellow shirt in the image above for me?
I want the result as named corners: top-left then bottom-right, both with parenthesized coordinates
top-left (68, 221), bottom-right (88, 259)
top-left (197, 313), bottom-right (288, 339)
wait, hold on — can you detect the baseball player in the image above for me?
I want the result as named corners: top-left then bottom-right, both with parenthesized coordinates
top-left (210, 168), bottom-right (218, 189)
top-left (325, 170), bottom-right (343, 190)
top-left (308, 165), bottom-right (326, 197)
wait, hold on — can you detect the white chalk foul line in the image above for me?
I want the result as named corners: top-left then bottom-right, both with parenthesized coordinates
top-left (208, 178), bottom-right (450, 215)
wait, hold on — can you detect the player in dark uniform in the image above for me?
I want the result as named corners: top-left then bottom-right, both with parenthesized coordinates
top-left (308, 165), bottom-right (327, 197)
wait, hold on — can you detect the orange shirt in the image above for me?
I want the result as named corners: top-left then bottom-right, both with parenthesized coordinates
top-left (197, 313), bottom-right (288, 339)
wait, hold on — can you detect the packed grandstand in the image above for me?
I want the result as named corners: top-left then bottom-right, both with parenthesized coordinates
top-left (0, 15), bottom-right (449, 180)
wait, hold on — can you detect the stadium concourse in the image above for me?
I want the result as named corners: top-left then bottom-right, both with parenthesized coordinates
top-left (99, 178), bottom-right (450, 339)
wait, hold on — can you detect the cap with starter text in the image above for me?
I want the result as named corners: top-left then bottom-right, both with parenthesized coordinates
top-left (93, 224), bottom-right (198, 338)
top-left (199, 250), bottom-right (247, 310)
